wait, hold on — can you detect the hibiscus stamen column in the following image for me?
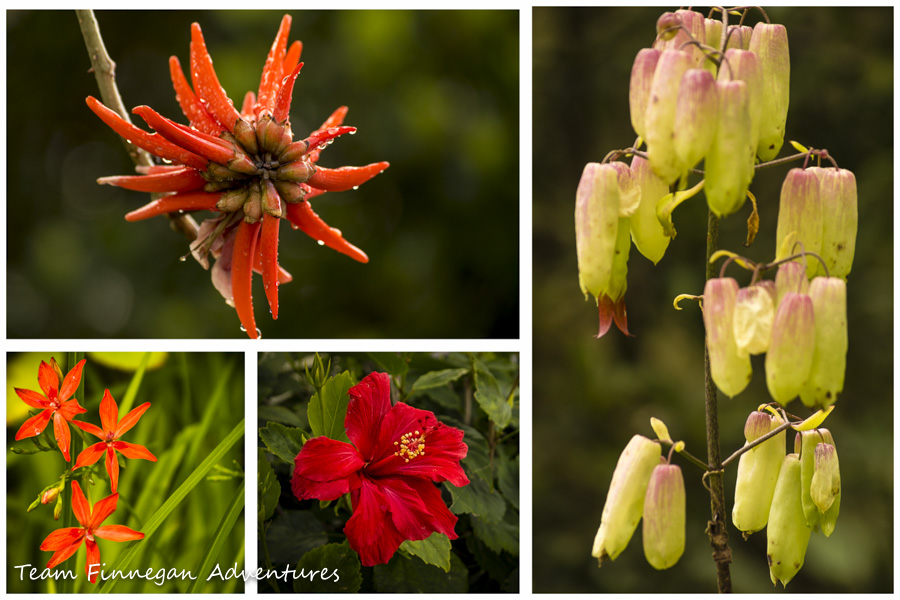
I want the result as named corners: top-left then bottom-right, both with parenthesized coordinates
top-left (704, 211), bottom-right (732, 593)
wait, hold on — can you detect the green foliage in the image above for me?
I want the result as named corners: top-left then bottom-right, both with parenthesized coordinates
top-left (259, 422), bottom-right (306, 464)
top-left (257, 352), bottom-right (519, 593)
top-left (293, 542), bottom-right (362, 593)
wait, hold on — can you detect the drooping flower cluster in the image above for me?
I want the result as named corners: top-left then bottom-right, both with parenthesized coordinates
top-left (87, 14), bottom-right (389, 338)
top-left (13, 357), bottom-right (152, 582)
top-left (291, 372), bottom-right (469, 566)
top-left (731, 410), bottom-right (840, 586)
top-left (591, 428), bottom-right (686, 571)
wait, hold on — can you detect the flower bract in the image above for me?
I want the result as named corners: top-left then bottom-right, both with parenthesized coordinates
top-left (291, 372), bottom-right (469, 566)
top-left (87, 14), bottom-right (389, 338)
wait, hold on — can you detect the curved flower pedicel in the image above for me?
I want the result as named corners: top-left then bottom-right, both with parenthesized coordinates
top-left (72, 390), bottom-right (157, 493)
top-left (40, 481), bottom-right (144, 583)
top-left (86, 14), bottom-right (389, 338)
top-left (291, 372), bottom-right (469, 566)
top-left (14, 358), bottom-right (88, 462)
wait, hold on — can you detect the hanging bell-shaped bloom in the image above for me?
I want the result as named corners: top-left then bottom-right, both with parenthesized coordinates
top-left (629, 49), bottom-right (660, 140)
top-left (642, 463), bottom-right (686, 570)
top-left (576, 163), bottom-right (621, 300)
top-left (718, 49), bottom-right (762, 150)
top-left (816, 429), bottom-right (841, 537)
top-left (703, 277), bottom-right (752, 397)
top-left (629, 156), bottom-right (670, 265)
top-left (748, 22), bottom-right (790, 161)
top-left (766, 292), bottom-right (815, 404)
top-left (592, 435), bottom-right (662, 565)
top-left (733, 283), bottom-right (775, 357)
top-left (607, 161), bottom-right (641, 217)
top-left (774, 260), bottom-right (808, 308)
top-left (725, 24), bottom-right (753, 50)
top-left (595, 216), bottom-right (633, 338)
top-left (654, 10), bottom-right (707, 67)
top-left (673, 68), bottom-right (718, 174)
top-left (811, 167), bottom-right (858, 279)
top-left (645, 50), bottom-right (693, 184)
top-left (767, 453), bottom-right (813, 587)
top-left (799, 277), bottom-right (848, 409)
top-left (704, 80), bottom-right (755, 217)
top-left (702, 18), bottom-right (723, 73)
top-left (775, 168), bottom-right (823, 278)
top-left (732, 410), bottom-right (785, 535)
top-left (810, 442), bottom-right (841, 515)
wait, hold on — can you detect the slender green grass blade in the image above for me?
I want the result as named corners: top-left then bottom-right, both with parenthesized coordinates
top-left (189, 480), bottom-right (245, 593)
top-left (97, 419), bottom-right (244, 594)
top-left (117, 351), bottom-right (152, 415)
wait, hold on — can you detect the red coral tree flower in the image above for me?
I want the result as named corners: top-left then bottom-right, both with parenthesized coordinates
top-left (72, 389), bottom-right (157, 493)
top-left (40, 480), bottom-right (144, 583)
top-left (14, 358), bottom-right (88, 462)
top-left (291, 372), bottom-right (470, 566)
top-left (86, 14), bottom-right (389, 338)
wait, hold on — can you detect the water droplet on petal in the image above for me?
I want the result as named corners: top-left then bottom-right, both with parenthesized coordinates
top-left (352, 185), bottom-right (359, 190)
top-left (178, 256), bottom-right (187, 262)
top-left (317, 240), bottom-right (325, 246)
top-left (348, 130), bottom-right (357, 135)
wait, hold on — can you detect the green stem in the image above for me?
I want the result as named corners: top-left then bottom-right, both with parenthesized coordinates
top-left (704, 212), bottom-right (732, 593)
top-left (259, 522), bottom-right (282, 593)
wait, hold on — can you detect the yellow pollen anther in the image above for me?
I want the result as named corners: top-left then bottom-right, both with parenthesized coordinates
top-left (395, 430), bottom-right (427, 462)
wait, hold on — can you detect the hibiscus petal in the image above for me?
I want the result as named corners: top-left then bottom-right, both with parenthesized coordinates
top-left (343, 478), bottom-right (406, 567)
top-left (59, 359), bottom-right (86, 402)
top-left (113, 441), bottom-right (157, 462)
top-left (376, 476), bottom-right (435, 542)
top-left (15, 387), bottom-right (50, 409)
top-left (85, 538), bottom-right (101, 583)
top-left (15, 409), bottom-right (52, 441)
top-left (345, 372), bottom-right (392, 460)
top-left (40, 527), bottom-right (85, 551)
top-left (71, 420), bottom-right (105, 440)
top-left (99, 389), bottom-right (119, 434)
top-left (45, 539), bottom-right (84, 570)
top-left (74, 442), bottom-right (108, 470)
top-left (398, 477), bottom-right (460, 540)
top-left (93, 524), bottom-right (145, 542)
top-left (89, 493), bottom-right (120, 530)
top-left (71, 481), bottom-right (91, 527)
top-left (38, 360), bottom-right (60, 398)
top-left (53, 412), bottom-right (72, 462)
top-left (291, 471), bottom-right (361, 502)
top-left (114, 402), bottom-right (151, 438)
top-left (106, 446), bottom-right (120, 494)
top-left (292, 437), bottom-right (364, 482)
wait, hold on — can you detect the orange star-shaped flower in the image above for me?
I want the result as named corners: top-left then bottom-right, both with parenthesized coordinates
top-left (72, 390), bottom-right (157, 493)
top-left (40, 480), bottom-right (144, 583)
top-left (14, 358), bottom-right (88, 462)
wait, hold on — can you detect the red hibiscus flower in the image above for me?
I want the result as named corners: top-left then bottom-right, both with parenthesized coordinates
top-left (72, 389), bottom-right (157, 493)
top-left (86, 14), bottom-right (389, 338)
top-left (40, 480), bottom-right (144, 583)
top-left (14, 358), bottom-right (88, 462)
top-left (291, 372), bottom-right (470, 566)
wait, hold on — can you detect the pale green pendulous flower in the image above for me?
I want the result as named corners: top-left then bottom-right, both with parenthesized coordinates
top-left (642, 463), bottom-right (686, 569)
top-left (703, 277), bottom-right (752, 397)
top-left (765, 291), bottom-right (815, 404)
top-left (799, 277), bottom-right (847, 409)
top-left (767, 453), bottom-right (812, 587)
top-left (732, 410), bottom-right (785, 535)
top-left (749, 22), bottom-right (790, 161)
top-left (592, 435), bottom-right (661, 566)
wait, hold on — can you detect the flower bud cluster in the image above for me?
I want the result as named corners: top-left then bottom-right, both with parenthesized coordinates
top-left (629, 11), bottom-right (790, 216)
top-left (703, 264), bottom-right (847, 408)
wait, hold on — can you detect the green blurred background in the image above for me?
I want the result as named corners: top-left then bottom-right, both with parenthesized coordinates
top-left (7, 10), bottom-right (519, 339)
top-left (534, 6), bottom-right (892, 593)
top-left (7, 352), bottom-right (245, 592)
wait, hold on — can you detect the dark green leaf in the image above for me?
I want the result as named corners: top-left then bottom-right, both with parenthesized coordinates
top-left (293, 541), bottom-right (361, 593)
top-left (266, 511), bottom-right (328, 568)
top-left (400, 532), bottom-right (452, 572)
top-left (373, 550), bottom-right (467, 593)
top-left (440, 417), bottom-right (493, 485)
top-left (465, 534), bottom-right (517, 585)
top-left (308, 371), bottom-right (353, 442)
top-left (411, 368), bottom-right (469, 391)
top-left (446, 475), bottom-right (506, 523)
top-left (259, 422), bottom-right (306, 464)
top-left (471, 509), bottom-right (519, 556)
top-left (257, 449), bottom-right (280, 522)
top-left (473, 357), bottom-right (512, 428)
top-left (258, 404), bottom-right (305, 427)
top-left (418, 384), bottom-right (463, 411)
top-left (367, 352), bottom-right (409, 377)
top-left (497, 454), bottom-right (519, 509)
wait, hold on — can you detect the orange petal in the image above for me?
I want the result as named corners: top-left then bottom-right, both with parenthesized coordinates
top-left (260, 213), bottom-right (281, 320)
top-left (59, 359), bottom-right (86, 402)
top-left (40, 527), bottom-right (85, 552)
top-left (85, 539), bottom-right (101, 583)
top-left (99, 389), bottom-right (119, 434)
top-left (38, 360), bottom-right (60, 398)
top-left (14, 387), bottom-right (50, 409)
top-left (71, 481), bottom-right (91, 527)
top-left (52, 412), bottom-right (72, 462)
top-left (74, 442), bottom-right (108, 470)
top-left (88, 493), bottom-right (119, 530)
top-left (307, 162), bottom-right (390, 192)
top-left (106, 446), bottom-right (120, 494)
top-left (113, 441), bottom-right (158, 462)
top-left (93, 524), bottom-right (145, 542)
top-left (232, 220), bottom-right (262, 339)
top-left (15, 409), bottom-right (51, 440)
top-left (114, 402), bottom-right (151, 438)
